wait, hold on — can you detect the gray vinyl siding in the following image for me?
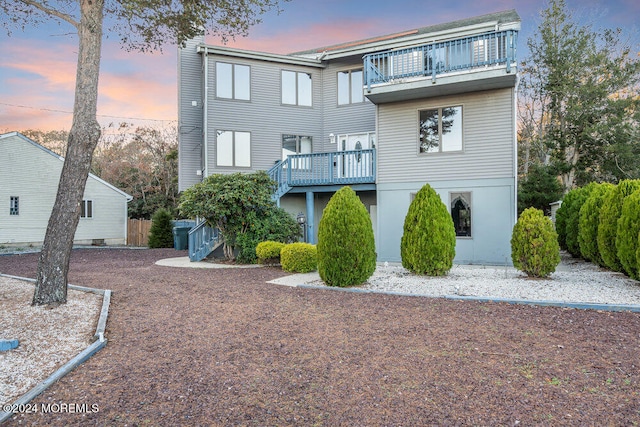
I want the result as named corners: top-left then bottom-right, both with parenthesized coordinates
top-left (178, 36), bottom-right (205, 191)
top-left (322, 57), bottom-right (376, 146)
top-left (204, 54), bottom-right (324, 175)
top-left (0, 133), bottom-right (130, 245)
top-left (377, 88), bottom-right (515, 183)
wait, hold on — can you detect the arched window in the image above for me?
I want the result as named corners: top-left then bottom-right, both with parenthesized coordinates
top-left (451, 192), bottom-right (471, 237)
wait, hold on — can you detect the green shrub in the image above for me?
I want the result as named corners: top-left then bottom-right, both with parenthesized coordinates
top-left (317, 186), bottom-right (377, 287)
top-left (511, 207), bottom-right (560, 278)
top-left (598, 180), bottom-right (640, 272)
top-left (554, 188), bottom-right (580, 252)
top-left (564, 183), bottom-right (598, 258)
top-left (148, 208), bottom-right (175, 248)
top-left (578, 183), bottom-right (614, 266)
top-left (256, 241), bottom-right (286, 264)
top-left (235, 206), bottom-right (301, 264)
top-left (280, 243), bottom-right (317, 273)
top-left (616, 189), bottom-right (640, 280)
top-left (518, 164), bottom-right (563, 216)
top-left (401, 183), bottom-right (456, 276)
top-left (636, 232), bottom-right (640, 279)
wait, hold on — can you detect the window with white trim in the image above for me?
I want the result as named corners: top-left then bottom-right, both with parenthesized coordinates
top-left (216, 62), bottom-right (250, 100)
top-left (81, 200), bottom-right (93, 219)
top-left (419, 106), bottom-right (463, 153)
top-left (216, 130), bottom-right (251, 167)
top-left (337, 69), bottom-right (364, 105)
top-left (10, 196), bottom-right (19, 215)
top-left (282, 70), bottom-right (312, 106)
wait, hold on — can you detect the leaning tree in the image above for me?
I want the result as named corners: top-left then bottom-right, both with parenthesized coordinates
top-left (1, 0), bottom-right (286, 305)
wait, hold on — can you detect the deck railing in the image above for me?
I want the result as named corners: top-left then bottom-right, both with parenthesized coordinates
top-left (363, 29), bottom-right (518, 90)
top-left (268, 149), bottom-right (376, 200)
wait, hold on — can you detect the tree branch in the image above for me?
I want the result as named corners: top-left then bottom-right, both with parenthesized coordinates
top-left (18, 0), bottom-right (79, 28)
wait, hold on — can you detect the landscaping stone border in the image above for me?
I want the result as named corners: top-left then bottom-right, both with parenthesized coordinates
top-left (0, 274), bottom-right (111, 424)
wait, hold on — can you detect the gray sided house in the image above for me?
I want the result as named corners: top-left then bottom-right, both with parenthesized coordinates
top-left (178, 10), bottom-right (520, 265)
top-left (0, 132), bottom-right (132, 246)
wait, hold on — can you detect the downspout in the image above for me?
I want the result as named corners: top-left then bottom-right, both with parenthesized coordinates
top-left (513, 73), bottom-right (520, 224)
top-left (203, 47), bottom-right (209, 178)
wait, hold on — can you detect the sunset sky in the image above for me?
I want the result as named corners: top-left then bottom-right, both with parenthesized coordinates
top-left (1, 0), bottom-right (638, 133)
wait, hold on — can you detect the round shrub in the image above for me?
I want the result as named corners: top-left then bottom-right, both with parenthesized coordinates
top-left (598, 180), bottom-right (640, 272)
top-left (317, 186), bottom-right (377, 287)
top-left (280, 242), bottom-right (317, 273)
top-left (401, 183), bottom-right (456, 276)
top-left (148, 208), bottom-right (175, 248)
top-left (565, 183), bottom-right (598, 258)
top-left (578, 183), bottom-right (614, 266)
top-left (616, 189), bottom-right (640, 280)
top-left (256, 241), bottom-right (286, 265)
top-left (511, 207), bottom-right (560, 278)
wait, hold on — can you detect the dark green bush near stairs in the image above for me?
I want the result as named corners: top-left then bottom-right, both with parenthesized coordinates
top-left (578, 182), bottom-right (614, 266)
top-left (554, 188), bottom-right (580, 252)
top-left (598, 179), bottom-right (640, 272)
top-left (616, 189), bottom-right (640, 280)
top-left (401, 183), bottom-right (456, 276)
top-left (256, 241), bottom-right (286, 265)
top-left (317, 186), bottom-right (377, 287)
top-left (148, 208), bottom-right (175, 248)
top-left (511, 207), bottom-right (560, 278)
top-left (280, 242), bottom-right (317, 273)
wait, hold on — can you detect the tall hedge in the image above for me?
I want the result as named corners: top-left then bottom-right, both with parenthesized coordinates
top-left (616, 189), bottom-right (640, 280)
top-left (564, 183), bottom-right (598, 258)
top-left (554, 188), bottom-right (581, 251)
top-left (317, 187), bottom-right (377, 287)
top-left (511, 207), bottom-right (560, 278)
top-left (148, 208), bottom-right (175, 248)
top-left (578, 182), bottom-right (614, 266)
top-left (598, 180), bottom-right (640, 272)
top-left (401, 183), bottom-right (456, 276)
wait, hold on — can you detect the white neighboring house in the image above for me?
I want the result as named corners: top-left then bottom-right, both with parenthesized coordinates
top-left (0, 131), bottom-right (133, 246)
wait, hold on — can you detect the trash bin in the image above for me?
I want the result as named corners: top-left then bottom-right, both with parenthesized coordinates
top-left (173, 226), bottom-right (190, 250)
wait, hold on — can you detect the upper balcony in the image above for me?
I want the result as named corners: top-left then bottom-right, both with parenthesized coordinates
top-left (363, 30), bottom-right (518, 104)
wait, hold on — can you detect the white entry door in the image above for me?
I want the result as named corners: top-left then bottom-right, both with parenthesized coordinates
top-left (338, 132), bottom-right (374, 178)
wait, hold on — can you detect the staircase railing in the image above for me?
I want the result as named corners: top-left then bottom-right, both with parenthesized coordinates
top-left (188, 220), bottom-right (223, 262)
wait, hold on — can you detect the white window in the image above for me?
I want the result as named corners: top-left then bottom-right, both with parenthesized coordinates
top-left (419, 106), bottom-right (463, 153)
top-left (451, 192), bottom-right (472, 237)
top-left (337, 69), bottom-right (364, 105)
top-left (81, 200), bottom-right (93, 219)
top-left (216, 62), bottom-right (250, 100)
top-left (10, 196), bottom-right (19, 215)
top-left (216, 131), bottom-right (251, 167)
top-left (282, 70), bottom-right (312, 106)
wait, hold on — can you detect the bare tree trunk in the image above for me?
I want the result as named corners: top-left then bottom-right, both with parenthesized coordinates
top-left (33, 0), bottom-right (104, 306)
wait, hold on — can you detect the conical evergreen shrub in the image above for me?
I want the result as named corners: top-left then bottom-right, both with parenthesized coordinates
top-left (578, 183), bottom-right (614, 266)
top-left (511, 207), bottom-right (560, 278)
top-left (616, 189), bottom-right (640, 280)
top-left (598, 180), bottom-right (640, 272)
top-left (148, 208), bottom-right (175, 248)
top-left (401, 183), bottom-right (455, 276)
top-left (317, 187), bottom-right (376, 287)
top-left (565, 183), bottom-right (598, 258)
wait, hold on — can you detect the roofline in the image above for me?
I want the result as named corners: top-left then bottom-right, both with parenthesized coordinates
top-left (196, 44), bottom-right (325, 67)
top-left (0, 132), bottom-right (133, 201)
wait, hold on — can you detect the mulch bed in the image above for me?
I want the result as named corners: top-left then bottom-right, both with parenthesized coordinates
top-left (1, 248), bottom-right (639, 425)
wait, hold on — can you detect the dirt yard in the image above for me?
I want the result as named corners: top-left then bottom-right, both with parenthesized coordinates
top-left (0, 248), bottom-right (639, 425)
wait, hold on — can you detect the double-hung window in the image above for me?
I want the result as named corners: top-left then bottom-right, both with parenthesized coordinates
top-left (337, 69), bottom-right (364, 105)
top-left (281, 70), bottom-right (312, 106)
top-left (419, 106), bottom-right (463, 153)
top-left (10, 196), bottom-right (19, 215)
top-left (216, 62), bottom-right (250, 100)
top-left (81, 200), bottom-right (93, 219)
top-left (216, 130), bottom-right (251, 167)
